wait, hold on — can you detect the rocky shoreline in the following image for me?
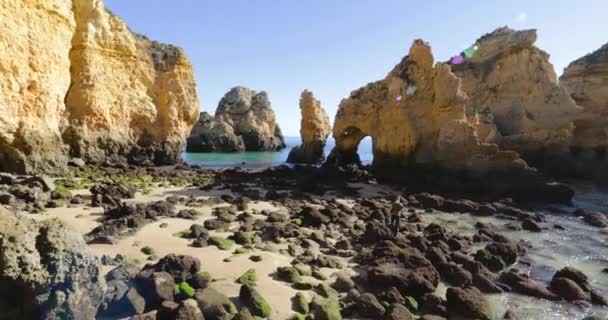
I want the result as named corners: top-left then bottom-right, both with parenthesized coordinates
top-left (0, 163), bottom-right (606, 319)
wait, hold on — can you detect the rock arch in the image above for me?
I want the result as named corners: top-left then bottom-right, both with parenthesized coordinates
top-left (325, 39), bottom-right (572, 202)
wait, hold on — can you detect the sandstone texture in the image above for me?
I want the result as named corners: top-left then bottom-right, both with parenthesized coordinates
top-left (187, 87), bottom-right (285, 152)
top-left (560, 43), bottom-right (608, 178)
top-left (327, 39), bottom-right (571, 202)
top-left (450, 27), bottom-right (581, 170)
top-left (0, 207), bottom-right (103, 319)
top-left (0, 0), bottom-right (199, 174)
top-left (287, 90), bottom-right (332, 164)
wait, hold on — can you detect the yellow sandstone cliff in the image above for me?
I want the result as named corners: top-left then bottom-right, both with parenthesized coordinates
top-left (0, 0), bottom-right (199, 173)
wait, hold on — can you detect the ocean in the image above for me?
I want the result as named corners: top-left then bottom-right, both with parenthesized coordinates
top-left (182, 136), bottom-right (373, 169)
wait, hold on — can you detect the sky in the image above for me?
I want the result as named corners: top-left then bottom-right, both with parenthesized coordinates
top-left (105, 0), bottom-right (607, 136)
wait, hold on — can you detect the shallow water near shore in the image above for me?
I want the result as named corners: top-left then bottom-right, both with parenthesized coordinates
top-left (182, 136), bottom-right (374, 169)
top-left (423, 182), bottom-right (608, 319)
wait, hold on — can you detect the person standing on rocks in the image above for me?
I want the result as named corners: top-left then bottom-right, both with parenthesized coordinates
top-left (389, 196), bottom-right (405, 237)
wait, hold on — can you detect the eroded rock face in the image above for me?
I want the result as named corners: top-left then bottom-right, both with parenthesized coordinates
top-left (0, 207), bottom-right (104, 319)
top-left (186, 112), bottom-right (244, 152)
top-left (450, 27), bottom-right (585, 176)
top-left (287, 90), bottom-right (332, 164)
top-left (328, 39), bottom-right (572, 202)
top-left (560, 43), bottom-right (608, 179)
top-left (0, 0), bottom-right (199, 173)
top-left (0, 0), bottom-right (74, 173)
top-left (186, 87), bottom-right (285, 152)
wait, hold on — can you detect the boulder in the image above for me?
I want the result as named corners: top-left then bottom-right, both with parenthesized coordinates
top-left (239, 284), bottom-right (272, 318)
top-left (175, 299), bottom-right (204, 320)
top-left (310, 295), bottom-right (343, 320)
top-left (550, 277), bottom-right (588, 302)
top-left (446, 287), bottom-right (492, 320)
top-left (385, 303), bottom-right (415, 320)
top-left (287, 90), bottom-right (332, 164)
top-left (187, 87), bottom-right (286, 152)
top-left (195, 287), bottom-right (237, 319)
top-left (144, 254), bottom-right (201, 283)
top-left (0, 208), bottom-right (104, 319)
top-left (357, 293), bottom-right (386, 318)
top-left (135, 271), bottom-right (175, 309)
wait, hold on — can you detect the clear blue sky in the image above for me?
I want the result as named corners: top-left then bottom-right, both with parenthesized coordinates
top-left (105, 0), bottom-right (607, 136)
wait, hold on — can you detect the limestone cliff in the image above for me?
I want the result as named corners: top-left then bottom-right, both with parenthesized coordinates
top-left (287, 90), bottom-right (331, 164)
top-left (0, 0), bottom-right (74, 173)
top-left (187, 87), bottom-right (285, 152)
top-left (327, 40), bottom-right (571, 202)
top-left (450, 27), bottom-right (581, 168)
top-left (0, 0), bottom-right (199, 173)
top-left (560, 43), bottom-right (608, 179)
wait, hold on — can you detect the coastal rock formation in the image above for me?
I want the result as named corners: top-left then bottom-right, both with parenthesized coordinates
top-left (186, 87), bottom-right (285, 152)
top-left (0, 0), bottom-right (199, 174)
top-left (0, 0), bottom-right (74, 173)
top-left (287, 90), bottom-right (332, 164)
top-left (449, 27), bottom-right (581, 174)
top-left (0, 208), bottom-right (103, 319)
top-left (560, 43), bottom-right (608, 179)
top-left (327, 39), bottom-right (572, 202)
top-left (185, 112), bottom-right (244, 152)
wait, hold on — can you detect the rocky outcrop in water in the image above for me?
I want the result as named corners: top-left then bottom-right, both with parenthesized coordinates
top-left (186, 87), bottom-right (286, 152)
top-left (327, 39), bottom-right (572, 202)
top-left (0, 0), bottom-right (199, 174)
top-left (287, 90), bottom-right (332, 164)
top-left (450, 27), bottom-right (581, 173)
top-left (560, 43), bottom-right (608, 180)
top-left (0, 208), bottom-right (104, 319)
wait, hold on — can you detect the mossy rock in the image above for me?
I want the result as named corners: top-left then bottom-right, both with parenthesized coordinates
top-left (234, 247), bottom-right (251, 255)
top-left (174, 229), bottom-right (193, 238)
top-left (237, 268), bottom-right (257, 286)
top-left (405, 296), bottom-right (418, 311)
top-left (51, 185), bottom-right (72, 200)
top-left (277, 266), bottom-right (302, 283)
top-left (233, 307), bottom-right (255, 320)
top-left (312, 269), bottom-right (327, 281)
top-left (289, 313), bottom-right (307, 320)
top-left (141, 246), bottom-right (156, 255)
top-left (123, 257), bottom-right (142, 267)
top-left (292, 281), bottom-right (315, 291)
top-left (293, 263), bottom-right (312, 276)
top-left (293, 292), bottom-right (310, 314)
top-left (174, 281), bottom-right (196, 298)
top-left (233, 231), bottom-right (256, 246)
top-left (311, 295), bottom-right (342, 320)
top-left (249, 255), bottom-right (262, 262)
top-left (475, 249), bottom-right (506, 272)
top-left (209, 236), bottom-right (235, 250)
top-left (240, 284), bottom-right (272, 318)
top-left (316, 283), bottom-right (339, 299)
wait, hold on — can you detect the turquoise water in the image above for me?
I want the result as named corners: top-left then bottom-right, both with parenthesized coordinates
top-left (183, 136), bottom-right (373, 168)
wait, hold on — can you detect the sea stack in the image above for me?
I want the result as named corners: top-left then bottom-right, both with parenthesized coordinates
top-left (326, 39), bottom-right (572, 202)
top-left (0, 0), bottom-right (200, 173)
top-left (560, 43), bottom-right (608, 180)
top-left (287, 90), bottom-right (331, 164)
top-left (186, 86), bottom-right (286, 152)
top-left (450, 27), bottom-right (581, 173)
